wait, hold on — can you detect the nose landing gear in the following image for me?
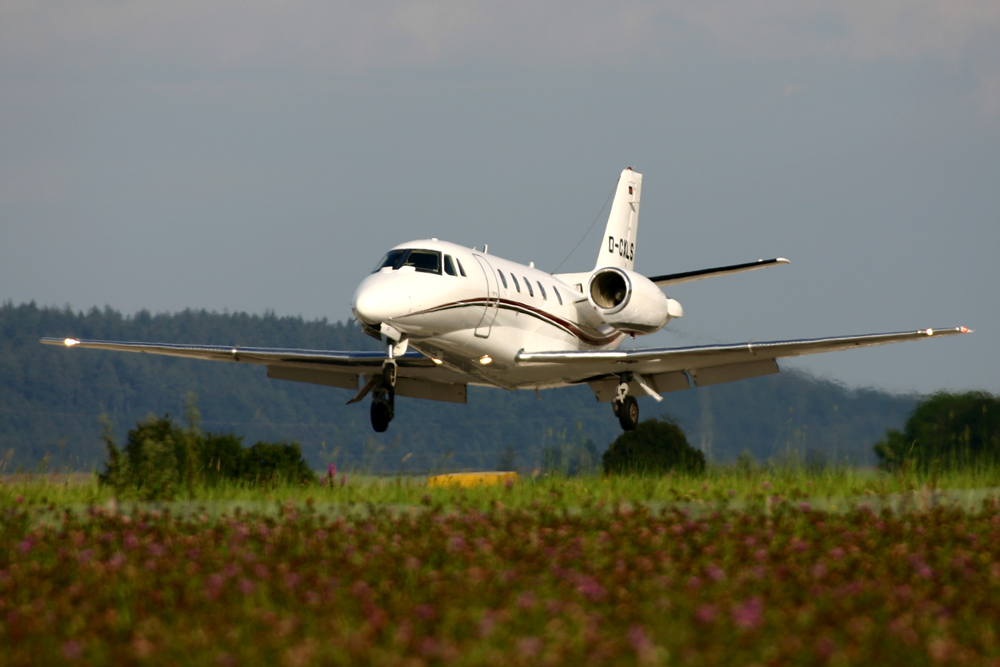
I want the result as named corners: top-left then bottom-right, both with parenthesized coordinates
top-left (612, 378), bottom-right (639, 431)
top-left (370, 362), bottom-right (395, 432)
top-left (370, 336), bottom-right (406, 432)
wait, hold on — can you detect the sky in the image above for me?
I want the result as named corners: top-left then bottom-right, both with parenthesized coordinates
top-left (1, 1), bottom-right (998, 396)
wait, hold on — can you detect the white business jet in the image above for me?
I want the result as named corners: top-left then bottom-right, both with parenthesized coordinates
top-left (43, 169), bottom-right (970, 433)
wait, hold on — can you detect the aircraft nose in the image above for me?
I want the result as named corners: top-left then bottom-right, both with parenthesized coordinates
top-left (352, 275), bottom-right (405, 326)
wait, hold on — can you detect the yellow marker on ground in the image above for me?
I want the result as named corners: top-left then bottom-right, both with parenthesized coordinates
top-left (427, 472), bottom-right (518, 488)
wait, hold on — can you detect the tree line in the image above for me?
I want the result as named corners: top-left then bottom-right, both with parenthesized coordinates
top-left (2, 300), bottom-right (926, 472)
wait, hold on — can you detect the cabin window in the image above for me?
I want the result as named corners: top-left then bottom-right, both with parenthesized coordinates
top-left (400, 250), bottom-right (442, 274)
top-left (456, 258), bottom-right (467, 277)
top-left (553, 286), bottom-right (563, 305)
top-left (373, 249), bottom-right (406, 272)
top-left (537, 282), bottom-right (547, 300)
top-left (444, 255), bottom-right (457, 276)
top-left (497, 270), bottom-right (508, 289)
top-left (524, 278), bottom-right (534, 297)
top-left (511, 274), bottom-right (520, 292)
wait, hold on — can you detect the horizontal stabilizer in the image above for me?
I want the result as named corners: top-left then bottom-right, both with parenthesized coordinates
top-left (650, 258), bottom-right (789, 287)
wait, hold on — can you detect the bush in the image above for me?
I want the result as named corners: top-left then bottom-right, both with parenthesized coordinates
top-left (874, 391), bottom-right (1000, 471)
top-left (99, 414), bottom-right (316, 498)
top-left (238, 441), bottom-right (315, 485)
top-left (602, 418), bottom-right (705, 476)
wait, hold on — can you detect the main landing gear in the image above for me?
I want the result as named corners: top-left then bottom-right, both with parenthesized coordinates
top-left (612, 378), bottom-right (639, 431)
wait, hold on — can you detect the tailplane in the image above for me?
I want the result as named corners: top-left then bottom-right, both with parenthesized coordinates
top-left (595, 168), bottom-right (641, 271)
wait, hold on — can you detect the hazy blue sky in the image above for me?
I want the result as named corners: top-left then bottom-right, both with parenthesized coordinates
top-left (2, 1), bottom-right (997, 395)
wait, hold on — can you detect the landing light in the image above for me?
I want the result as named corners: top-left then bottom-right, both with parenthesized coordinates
top-left (64, 338), bottom-right (80, 347)
top-left (479, 355), bottom-right (493, 365)
top-left (432, 358), bottom-right (443, 365)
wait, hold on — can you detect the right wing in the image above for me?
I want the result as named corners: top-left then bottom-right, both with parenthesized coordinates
top-left (40, 338), bottom-right (471, 403)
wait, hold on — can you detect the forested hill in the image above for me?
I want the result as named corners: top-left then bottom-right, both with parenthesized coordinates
top-left (1, 301), bottom-right (917, 472)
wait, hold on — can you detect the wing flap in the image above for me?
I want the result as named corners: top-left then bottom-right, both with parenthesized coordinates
top-left (266, 366), bottom-right (359, 390)
top-left (689, 359), bottom-right (779, 387)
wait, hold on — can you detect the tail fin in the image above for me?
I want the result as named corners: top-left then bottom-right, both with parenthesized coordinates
top-left (596, 168), bottom-right (642, 270)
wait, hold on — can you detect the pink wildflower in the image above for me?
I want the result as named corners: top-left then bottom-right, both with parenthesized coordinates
top-left (731, 596), bottom-right (765, 630)
top-left (694, 604), bottom-right (717, 624)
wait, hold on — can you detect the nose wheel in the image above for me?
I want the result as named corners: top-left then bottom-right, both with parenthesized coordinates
top-left (612, 379), bottom-right (639, 431)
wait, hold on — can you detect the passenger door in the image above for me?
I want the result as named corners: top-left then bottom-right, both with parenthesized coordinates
top-left (473, 254), bottom-right (499, 338)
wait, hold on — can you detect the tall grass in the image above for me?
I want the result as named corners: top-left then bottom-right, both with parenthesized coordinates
top-left (2, 461), bottom-right (999, 510)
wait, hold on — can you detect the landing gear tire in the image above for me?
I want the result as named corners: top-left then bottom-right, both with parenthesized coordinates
top-left (617, 395), bottom-right (639, 431)
top-left (371, 399), bottom-right (392, 433)
top-left (382, 363), bottom-right (396, 389)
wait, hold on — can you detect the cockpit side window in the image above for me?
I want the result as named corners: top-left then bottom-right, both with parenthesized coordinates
top-left (456, 259), bottom-right (467, 277)
top-left (524, 277), bottom-right (534, 297)
top-left (401, 250), bottom-right (442, 274)
top-left (373, 249), bottom-right (406, 272)
top-left (511, 274), bottom-right (520, 292)
top-left (444, 255), bottom-right (457, 276)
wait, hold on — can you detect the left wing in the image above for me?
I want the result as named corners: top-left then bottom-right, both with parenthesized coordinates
top-left (40, 338), bottom-right (470, 403)
top-left (516, 327), bottom-right (972, 399)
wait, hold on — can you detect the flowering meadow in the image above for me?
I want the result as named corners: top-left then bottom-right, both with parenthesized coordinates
top-left (2, 478), bottom-right (1000, 665)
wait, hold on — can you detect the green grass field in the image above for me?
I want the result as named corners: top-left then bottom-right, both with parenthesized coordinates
top-left (3, 463), bottom-right (999, 510)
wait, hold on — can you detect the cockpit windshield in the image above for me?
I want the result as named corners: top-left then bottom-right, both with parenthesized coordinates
top-left (371, 249), bottom-right (442, 275)
top-left (401, 250), bottom-right (441, 274)
top-left (373, 250), bottom-right (407, 272)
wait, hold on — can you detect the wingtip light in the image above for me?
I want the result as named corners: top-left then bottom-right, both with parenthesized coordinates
top-left (64, 338), bottom-right (80, 347)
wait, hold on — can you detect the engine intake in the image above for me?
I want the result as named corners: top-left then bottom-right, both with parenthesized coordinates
top-left (587, 267), bottom-right (680, 335)
top-left (589, 268), bottom-right (631, 312)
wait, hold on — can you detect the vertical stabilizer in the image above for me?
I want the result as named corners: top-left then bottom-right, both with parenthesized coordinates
top-left (596, 168), bottom-right (642, 270)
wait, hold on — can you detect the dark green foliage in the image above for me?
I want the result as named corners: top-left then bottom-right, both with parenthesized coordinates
top-left (238, 441), bottom-right (315, 485)
top-left (99, 414), bottom-right (316, 498)
top-left (199, 433), bottom-right (245, 485)
top-left (874, 391), bottom-right (1000, 470)
top-left (602, 418), bottom-right (705, 475)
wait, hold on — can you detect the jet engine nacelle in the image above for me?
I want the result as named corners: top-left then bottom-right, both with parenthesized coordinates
top-left (587, 267), bottom-right (683, 335)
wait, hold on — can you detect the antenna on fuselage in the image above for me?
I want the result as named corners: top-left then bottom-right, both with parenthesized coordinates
top-left (552, 177), bottom-right (617, 273)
